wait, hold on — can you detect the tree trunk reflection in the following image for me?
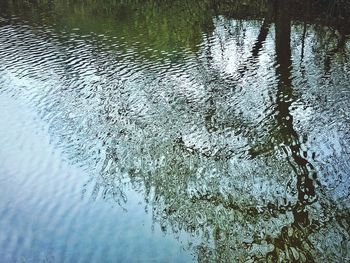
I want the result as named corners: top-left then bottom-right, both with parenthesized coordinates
top-left (267, 0), bottom-right (318, 260)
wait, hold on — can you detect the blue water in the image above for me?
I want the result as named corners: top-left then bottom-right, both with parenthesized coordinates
top-left (0, 94), bottom-right (193, 262)
top-left (0, 0), bottom-right (350, 262)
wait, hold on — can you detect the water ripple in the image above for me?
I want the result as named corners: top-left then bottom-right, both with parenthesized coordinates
top-left (0, 5), bottom-right (349, 262)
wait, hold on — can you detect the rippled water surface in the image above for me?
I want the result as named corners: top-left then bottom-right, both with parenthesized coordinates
top-left (0, 0), bottom-right (350, 262)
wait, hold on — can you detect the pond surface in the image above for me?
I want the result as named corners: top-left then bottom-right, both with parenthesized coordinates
top-left (0, 0), bottom-right (349, 262)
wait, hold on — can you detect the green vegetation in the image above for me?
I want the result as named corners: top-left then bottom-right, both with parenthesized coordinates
top-left (1, 0), bottom-right (348, 59)
top-left (1, 0), bottom-right (215, 56)
top-left (0, 0), bottom-right (349, 262)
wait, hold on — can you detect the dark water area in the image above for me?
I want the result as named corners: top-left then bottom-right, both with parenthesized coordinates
top-left (0, 0), bottom-right (349, 262)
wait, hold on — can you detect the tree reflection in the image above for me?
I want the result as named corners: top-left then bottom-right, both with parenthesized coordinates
top-left (1, 0), bottom-right (349, 262)
top-left (52, 1), bottom-right (348, 262)
top-left (266, 0), bottom-right (316, 260)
